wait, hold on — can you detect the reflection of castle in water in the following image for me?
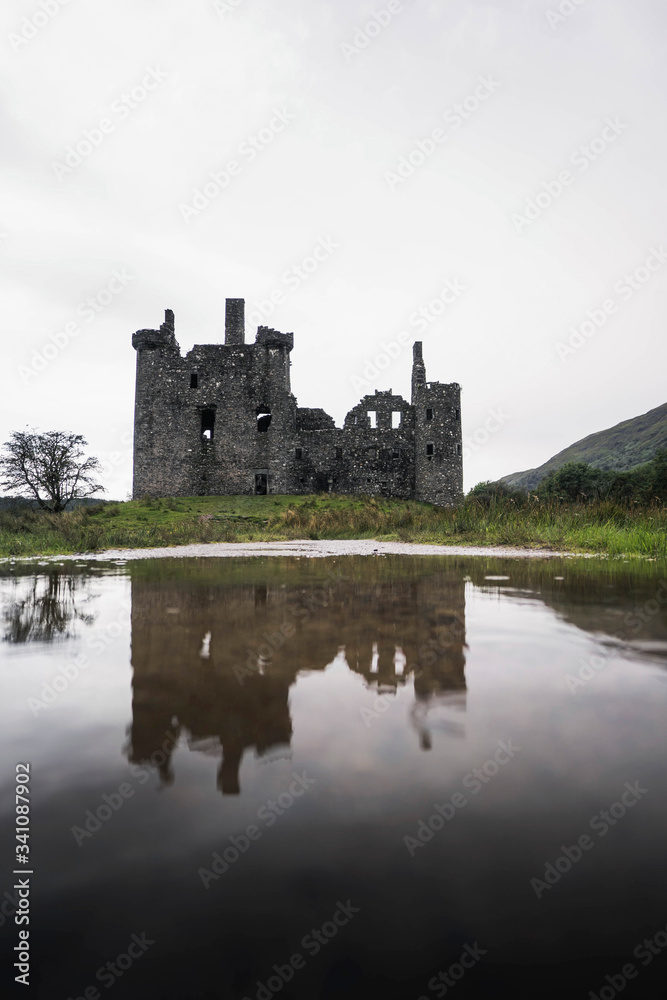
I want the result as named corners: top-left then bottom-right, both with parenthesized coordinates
top-left (126, 563), bottom-right (467, 793)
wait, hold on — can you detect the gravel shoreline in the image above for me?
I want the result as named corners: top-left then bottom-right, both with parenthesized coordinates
top-left (4, 539), bottom-right (589, 562)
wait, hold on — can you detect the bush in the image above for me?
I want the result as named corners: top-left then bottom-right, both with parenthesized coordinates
top-left (537, 453), bottom-right (667, 504)
top-left (467, 480), bottom-right (527, 506)
top-left (538, 462), bottom-right (613, 502)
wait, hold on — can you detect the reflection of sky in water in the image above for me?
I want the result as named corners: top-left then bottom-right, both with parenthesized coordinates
top-left (1, 557), bottom-right (666, 999)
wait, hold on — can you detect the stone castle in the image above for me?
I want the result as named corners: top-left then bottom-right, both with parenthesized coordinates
top-left (131, 299), bottom-right (462, 504)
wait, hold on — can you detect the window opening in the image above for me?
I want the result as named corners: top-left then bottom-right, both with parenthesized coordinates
top-left (256, 408), bottom-right (272, 432)
top-left (201, 409), bottom-right (215, 440)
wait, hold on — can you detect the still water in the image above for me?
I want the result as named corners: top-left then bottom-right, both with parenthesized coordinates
top-left (2, 555), bottom-right (667, 999)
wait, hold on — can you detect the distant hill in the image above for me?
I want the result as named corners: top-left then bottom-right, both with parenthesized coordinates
top-left (502, 402), bottom-right (667, 492)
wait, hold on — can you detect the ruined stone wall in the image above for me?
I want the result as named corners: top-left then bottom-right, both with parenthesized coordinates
top-left (335, 391), bottom-right (416, 499)
top-left (132, 304), bottom-right (463, 505)
top-left (282, 393), bottom-right (416, 497)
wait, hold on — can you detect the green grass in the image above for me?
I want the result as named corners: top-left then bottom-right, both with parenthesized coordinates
top-left (0, 494), bottom-right (666, 559)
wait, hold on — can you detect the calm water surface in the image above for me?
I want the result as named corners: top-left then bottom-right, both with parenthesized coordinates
top-left (2, 555), bottom-right (667, 999)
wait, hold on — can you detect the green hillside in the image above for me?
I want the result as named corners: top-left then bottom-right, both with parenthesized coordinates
top-left (502, 402), bottom-right (667, 491)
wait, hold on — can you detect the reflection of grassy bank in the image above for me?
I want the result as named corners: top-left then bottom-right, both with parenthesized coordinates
top-left (4, 553), bottom-right (666, 592)
top-left (0, 493), bottom-right (666, 559)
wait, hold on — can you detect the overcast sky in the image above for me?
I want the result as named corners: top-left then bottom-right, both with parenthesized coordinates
top-left (2, 0), bottom-right (666, 498)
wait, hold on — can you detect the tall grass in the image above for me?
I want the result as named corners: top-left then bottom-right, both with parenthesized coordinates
top-left (0, 495), bottom-right (665, 559)
top-left (0, 506), bottom-right (239, 557)
top-left (266, 495), bottom-right (667, 557)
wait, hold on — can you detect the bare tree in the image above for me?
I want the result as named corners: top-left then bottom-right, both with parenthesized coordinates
top-left (0, 429), bottom-right (105, 513)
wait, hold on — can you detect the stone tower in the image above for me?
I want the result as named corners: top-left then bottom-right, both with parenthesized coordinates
top-left (412, 342), bottom-right (463, 505)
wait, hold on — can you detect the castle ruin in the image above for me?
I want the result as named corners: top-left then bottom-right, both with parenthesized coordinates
top-left (131, 299), bottom-right (463, 505)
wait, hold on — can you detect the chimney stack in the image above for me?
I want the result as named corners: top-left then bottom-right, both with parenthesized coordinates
top-left (225, 298), bottom-right (245, 345)
top-left (412, 341), bottom-right (426, 403)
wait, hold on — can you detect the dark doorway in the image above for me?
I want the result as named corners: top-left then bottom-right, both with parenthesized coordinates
top-left (254, 474), bottom-right (268, 495)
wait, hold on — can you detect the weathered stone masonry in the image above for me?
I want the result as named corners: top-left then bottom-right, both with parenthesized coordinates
top-left (131, 299), bottom-right (463, 505)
